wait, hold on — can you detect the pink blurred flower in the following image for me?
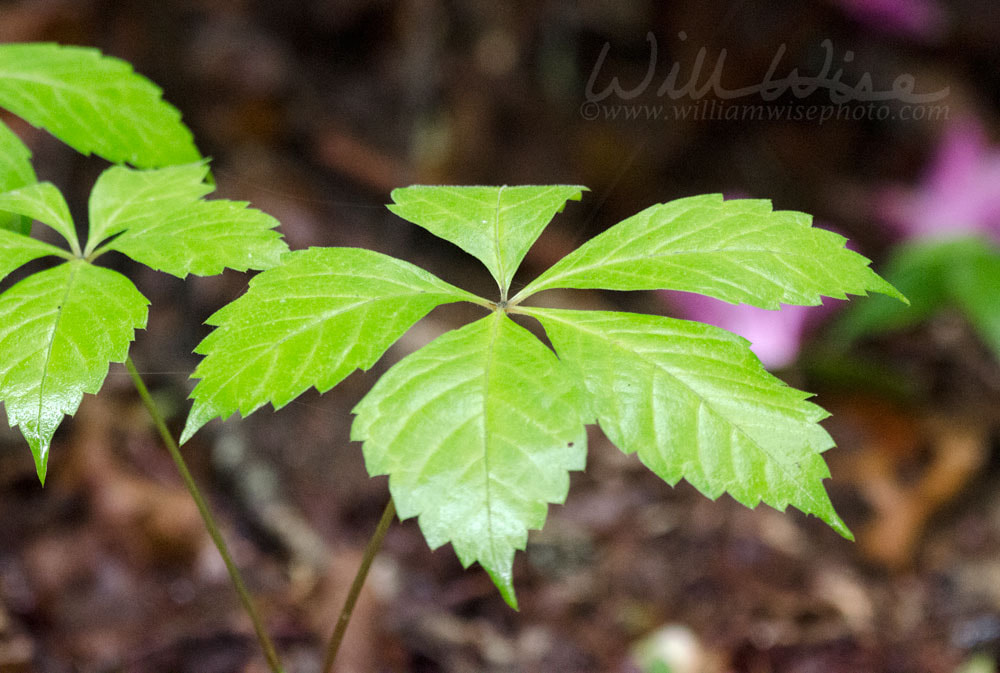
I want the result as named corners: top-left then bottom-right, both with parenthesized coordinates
top-left (664, 291), bottom-right (827, 370)
top-left (879, 120), bottom-right (1000, 242)
top-left (832, 0), bottom-right (946, 40)
top-left (659, 195), bottom-right (842, 370)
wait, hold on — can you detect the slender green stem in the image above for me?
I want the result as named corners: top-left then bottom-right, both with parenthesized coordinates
top-left (125, 357), bottom-right (284, 673)
top-left (506, 285), bottom-right (535, 307)
top-left (51, 247), bottom-right (77, 262)
top-left (85, 241), bottom-right (115, 263)
top-left (322, 497), bottom-right (396, 673)
top-left (465, 294), bottom-right (498, 312)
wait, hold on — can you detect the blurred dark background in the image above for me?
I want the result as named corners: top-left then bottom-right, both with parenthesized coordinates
top-left (2, 1), bottom-right (1000, 672)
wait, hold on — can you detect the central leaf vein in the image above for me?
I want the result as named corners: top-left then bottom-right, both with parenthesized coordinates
top-left (480, 314), bottom-right (501, 567)
top-left (36, 261), bottom-right (80, 431)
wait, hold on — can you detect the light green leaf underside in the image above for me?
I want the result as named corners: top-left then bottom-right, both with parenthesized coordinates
top-left (0, 228), bottom-right (68, 284)
top-left (835, 236), bottom-right (1000, 358)
top-left (519, 194), bottom-right (905, 308)
top-left (181, 247), bottom-right (480, 444)
top-left (0, 260), bottom-right (149, 482)
top-left (0, 42), bottom-right (200, 167)
top-left (0, 182), bottom-right (79, 252)
top-left (352, 312), bottom-right (590, 608)
top-left (388, 185), bottom-right (586, 293)
top-left (0, 118), bottom-right (36, 234)
top-left (527, 307), bottom-right (850, 538)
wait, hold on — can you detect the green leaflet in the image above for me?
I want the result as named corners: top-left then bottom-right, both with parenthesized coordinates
top-left (0, 260), bottom-right (149, 482)
top-left (0, 228), bottom-right (69, 283)
top-left (0, 118), bottom-right (34, 192)
top-left (0, 118), bottom-right (36, 234)
top-left (388, 185), bottom-right (585, 296)
top-left (181, 247), bottom-right (482, 443)
top-left (352, 312), bottom-right (590, 608)
top-left (107, 199), bottom-right (287, 277)
top-left (0, 42), bottom-right (199, 167)
top-left (0, 182), bottom-right (80, 254)
top-left (85, 162), bottom-right (214, 255)
top-left (834, 236), bottom-right (1000, 357)
top-left (525, 307), bottom-right (850, 538)
top-left (516, 194), bottom-right (906, 308)
top-left (87, 164), bottom-right (287, 276)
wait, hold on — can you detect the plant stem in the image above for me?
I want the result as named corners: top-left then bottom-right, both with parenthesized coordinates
top-left (125, 357), bottom-right (284, 673)
top-left (322, 497), bottom-right (396, 673)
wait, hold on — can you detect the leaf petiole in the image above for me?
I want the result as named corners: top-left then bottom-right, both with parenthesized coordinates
top-left (125, 357), bottom-right (285, 673)
top-left (322, 497), bottom-right (397, 673)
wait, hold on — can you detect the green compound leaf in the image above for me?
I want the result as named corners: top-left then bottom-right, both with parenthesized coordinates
top-left (834, 236), bottom-right (1000, 357)
top-left (178, 184), bottom-right (901, 607)
top-left (86, 163), bottom-right (288, 276)
top-left (352, 312), bottom-right (590, 608)
top-left (388, 185), bottom-right (585, 295)
top-left (181, 247), bottom-right (481, 443)
top-left (0, 228), bottom-right (69, 283)
top-left (0, 42), bottom-right (200, 167)
top-left (525, 307), bottom-right (850, 539)
top-left (0, 260), bottom-right (149, 482)
top-left (0, 118), bottom-right (36, 234)
top-left (0, 182), bottom-right (80, 254)
top-left (517, 194), bottom-right (906, 308)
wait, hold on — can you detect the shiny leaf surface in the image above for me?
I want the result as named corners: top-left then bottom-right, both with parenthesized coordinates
top-left (0, 42), bottom-right (199, 167)
top-left (527, 307), bottom-right (850, 538)
top-left (518, 194), bottom-right (905, 307)
top-left (182, 247), bottom-right (480, 443)
top-left (389, 185), bottom-right (585, 295)
top-left (352, 312), bottom-right (590, 607)
top-left (0, 260), bottom-right (148, 481)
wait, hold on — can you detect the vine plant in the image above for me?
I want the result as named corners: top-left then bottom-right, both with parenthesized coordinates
top-left (0, 43), bottom-right (906, 671)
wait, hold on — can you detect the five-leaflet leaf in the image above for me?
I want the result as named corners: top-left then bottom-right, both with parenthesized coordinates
top-left (0, 163), bottom-right (287, 481)
top-left (182, 186), bottom-right (905, 607)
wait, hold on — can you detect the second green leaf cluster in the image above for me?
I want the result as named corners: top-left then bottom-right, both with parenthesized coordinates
top-left (181, 185), bottom-right (905, 607)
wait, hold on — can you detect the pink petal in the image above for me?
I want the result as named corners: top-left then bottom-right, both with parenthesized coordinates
top-left (663, 291), bottom-right (822, 370)
top-left (878, 119), bottom-right (1000, 241)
